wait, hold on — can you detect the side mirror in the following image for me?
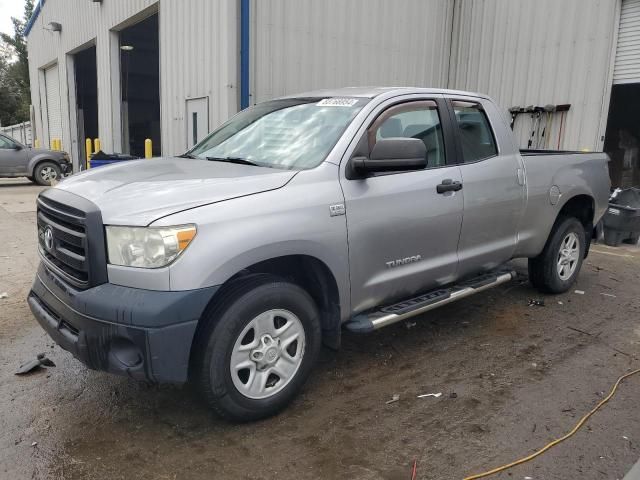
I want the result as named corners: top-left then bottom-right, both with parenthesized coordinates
top-left (351, 138), bottom-right (427, 175)
top-left (13, 144), bottom-right (23, 150)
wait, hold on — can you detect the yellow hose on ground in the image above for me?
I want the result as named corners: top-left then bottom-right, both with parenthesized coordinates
top-left (463, 367), bottom-right (640, 480)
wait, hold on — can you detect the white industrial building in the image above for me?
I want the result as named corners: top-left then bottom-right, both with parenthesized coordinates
top-left (25, 0), bottom-right (640, 187)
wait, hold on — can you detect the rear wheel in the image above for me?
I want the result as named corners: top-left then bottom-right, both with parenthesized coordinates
top-left (528, 216), bottom-right (586, 293)
top-left (33, 162), bottom-right (61, 186)
top-left (193, 275), bottom-right (321, 422)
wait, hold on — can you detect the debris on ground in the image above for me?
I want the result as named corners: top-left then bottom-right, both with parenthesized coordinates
top-left (558, 301), bottom-right (564, 305)
top-left (450, 392), bottom-right (458, 398)
top-left (528, 299), bottom-right (545, 307)
top-left (574, 290), bottom-right (585, 295)
top-left (0, 292), bottom-right (7, 299)
top-left (417, 392), bottom-right (442, 399)
top-left (385, 394), bottom-right (400, 405)
top-left (411, 459), bottom-right (417, 480)
top-left (31, 442), bottom-right (37, 447)
top-left (15, 353), bottom-right (56, 375)
top-left (600, 292), bottom-right (617, 298)
top-left (405, 320), bottom-right (417, 330)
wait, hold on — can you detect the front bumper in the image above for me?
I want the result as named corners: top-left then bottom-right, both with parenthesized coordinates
top-left (59, 161), bottom-right (71, 176)
top-left (28, 263), bottom-right (218, 383)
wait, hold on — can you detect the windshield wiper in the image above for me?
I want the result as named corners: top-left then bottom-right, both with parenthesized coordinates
top-left (206, 156), bottom-right (260, 167)
top-left (177, 153), bottom-right (196, 158)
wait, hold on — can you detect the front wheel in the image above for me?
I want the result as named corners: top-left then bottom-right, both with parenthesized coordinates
top-left (528, 216), bottom-right (586, 293)
top-left (33, 162), bottom-right (61, 186)
top-left (193, 275), bottom-right (321, 422)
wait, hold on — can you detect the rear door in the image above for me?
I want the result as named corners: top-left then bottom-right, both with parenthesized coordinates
top-left (340, 96), bottom-right (464, 313)
top-left (0, 135), bottom-right (27, 174)
top-left (445, 96), bottom-right (526, 276)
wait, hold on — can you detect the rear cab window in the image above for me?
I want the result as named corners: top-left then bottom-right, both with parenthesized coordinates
top-left (451, 100), bottom-right (498, 163)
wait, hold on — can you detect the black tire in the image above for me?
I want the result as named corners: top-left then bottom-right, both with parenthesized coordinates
top-left (193, 275), bottom-right (321, 422)
top-left (528, 216), bottom-right (586, 294)
top-left (33, 161), bottom-right (61, 186)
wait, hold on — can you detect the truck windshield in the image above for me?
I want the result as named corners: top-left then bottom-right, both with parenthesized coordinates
top-left (188, 97), bottom-right (368, 170)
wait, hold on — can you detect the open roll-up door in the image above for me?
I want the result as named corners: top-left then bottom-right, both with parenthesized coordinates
top-left (44, 64), bottom-right (62, 145)
top-left (614, 0), bottom-right (640, 84)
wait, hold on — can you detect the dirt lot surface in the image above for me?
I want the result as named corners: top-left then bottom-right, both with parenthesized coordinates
top-left (1, 178), bottom-right (640, 480)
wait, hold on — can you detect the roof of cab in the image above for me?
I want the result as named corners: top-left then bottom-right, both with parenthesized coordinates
top-left (279, 86), bottom-right (490, 100)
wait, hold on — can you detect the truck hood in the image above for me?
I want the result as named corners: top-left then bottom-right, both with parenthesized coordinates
top-left (56, 157), bottom-right (297, 225)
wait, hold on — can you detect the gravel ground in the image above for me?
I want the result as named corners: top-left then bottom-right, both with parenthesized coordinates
top-left (1, 178), bottom-right (639, 480)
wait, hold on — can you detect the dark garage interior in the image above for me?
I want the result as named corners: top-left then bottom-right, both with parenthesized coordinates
top-left (604, 83), bottom-right (640, 189)
top-left (74, 45), bottom-right (98, 165)
top-left (119, 13), bottom-right (161, 157)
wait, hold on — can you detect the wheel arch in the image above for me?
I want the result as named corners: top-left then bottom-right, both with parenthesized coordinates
top-left (29, 157), bottom-right (59, 177)
top-left (189, 254), bottom-right (342, 375)
top-left (552, 193), bottom-right (595, 258)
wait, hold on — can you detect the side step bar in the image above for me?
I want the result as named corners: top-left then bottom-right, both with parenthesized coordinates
top-left (344, 270), bottom-right (516, 333)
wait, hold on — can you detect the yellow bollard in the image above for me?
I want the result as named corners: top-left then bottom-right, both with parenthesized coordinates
top-left (144, 138), bottom-right (152, 159)
top-left (93, 138), bottom-right (101, 154)
top-left (85, 138), bottom-right (93, 169)
top-left (34, 138), bottom-right (40, 148)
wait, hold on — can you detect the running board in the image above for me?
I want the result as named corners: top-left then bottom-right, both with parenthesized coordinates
top-left (344, 270), bottom-right (516, 333)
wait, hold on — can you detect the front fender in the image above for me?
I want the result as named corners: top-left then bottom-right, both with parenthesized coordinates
top-left (27, 152), bottom-right (62, 175)
top-left (159, 163), bottom-right (352, 320)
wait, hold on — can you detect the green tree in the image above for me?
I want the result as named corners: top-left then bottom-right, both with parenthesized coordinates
top-left (0, 0), bottom-right (34, 126)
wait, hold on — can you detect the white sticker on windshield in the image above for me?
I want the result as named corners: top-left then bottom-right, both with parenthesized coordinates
top-left (316, 98), bottom-right (358, 107)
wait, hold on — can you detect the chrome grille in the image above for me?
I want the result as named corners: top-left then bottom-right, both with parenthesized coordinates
top-left (37, 196), bottom-right (89, 287)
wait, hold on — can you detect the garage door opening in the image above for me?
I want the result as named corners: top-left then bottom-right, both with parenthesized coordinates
top-left (74, 45), bottom-right (98, 166)
top-left (120, 13), bottom-right (160, 157)
top-left (604, 83), bottom-right (640, 189)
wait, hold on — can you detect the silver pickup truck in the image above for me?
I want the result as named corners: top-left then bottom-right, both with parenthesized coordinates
top-left (29, 87), bottom-right (609, 421)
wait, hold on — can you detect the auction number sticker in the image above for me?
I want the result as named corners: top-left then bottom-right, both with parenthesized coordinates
top-left (316, 98), bottom-right (358, 107)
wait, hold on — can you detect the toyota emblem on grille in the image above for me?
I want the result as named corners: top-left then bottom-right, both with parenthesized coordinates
top-left (43, 226), bottom-right (54, 251)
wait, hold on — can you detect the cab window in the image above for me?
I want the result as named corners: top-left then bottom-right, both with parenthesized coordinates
top-left (0, 136), bottom-right (15, 149)
top-left (369, 101), bottom-right (446, 168)
top-left (451, 101), bottom-right (498, 162)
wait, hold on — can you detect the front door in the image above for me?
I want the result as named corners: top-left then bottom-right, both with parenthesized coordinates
top-left (341, 98), bottom-right (464, 313)
top-left (0, 135), bottom-right (27, 175)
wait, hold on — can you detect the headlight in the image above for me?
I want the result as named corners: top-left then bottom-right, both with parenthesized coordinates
top-left (106, 225), bottom-right (197, 268)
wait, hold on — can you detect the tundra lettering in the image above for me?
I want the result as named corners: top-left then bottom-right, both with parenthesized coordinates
top-left (386, 255), bottom-right (422, 268)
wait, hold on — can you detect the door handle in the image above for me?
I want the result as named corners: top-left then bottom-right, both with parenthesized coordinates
top-left (437, 179), bottom-right (463, 194)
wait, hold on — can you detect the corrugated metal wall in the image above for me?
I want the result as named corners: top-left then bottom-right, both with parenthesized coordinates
top-left (27, 0), bottom-right (623, 164)
top-left (27, 0), bottom-right (238, 164)
top-left (159, 0), bottom-right (237, 155)
top-left (449, 0), bottom-right (620, 151)
top-left (250, 0), bottom-right (454, 104)
top-left (27, 0), bottom-right (158, 162)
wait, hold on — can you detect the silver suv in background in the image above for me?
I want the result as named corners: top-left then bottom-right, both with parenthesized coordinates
top-left (28, 87), bottom-right (610, 421)
top-left (0, 133), bottom-right (71, 185)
